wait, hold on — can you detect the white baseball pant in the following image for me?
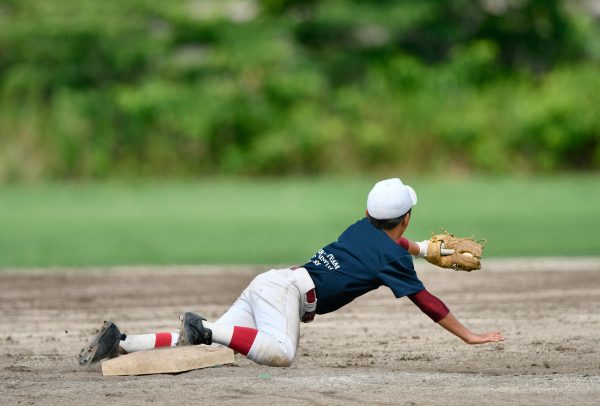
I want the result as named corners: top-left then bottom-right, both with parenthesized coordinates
top-left (119, 267), bottom-right (315, 367)
top-left (213, 267), bottom-right (315, 366)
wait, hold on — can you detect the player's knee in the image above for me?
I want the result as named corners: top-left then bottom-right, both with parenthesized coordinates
top-left (252, 339), bottom-right (295, 367)
top-left (264, 347), bottom-right (294, 367)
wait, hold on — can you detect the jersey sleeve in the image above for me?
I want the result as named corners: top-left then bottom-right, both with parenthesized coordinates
top-left (407, 289), bottom-right (450, 322)
top-left (377, 255), bottom-right (425, 298)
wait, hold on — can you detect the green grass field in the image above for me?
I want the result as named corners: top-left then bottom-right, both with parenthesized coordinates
top-left (1, 176), bottom-right (599, 268)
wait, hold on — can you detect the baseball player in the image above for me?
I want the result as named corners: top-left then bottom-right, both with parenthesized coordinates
top-left (80, 178), bottom-right (504, 367)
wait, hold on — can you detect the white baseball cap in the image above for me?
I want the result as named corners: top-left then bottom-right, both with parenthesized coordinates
top-left (366, 178), bottom-right (417, 220)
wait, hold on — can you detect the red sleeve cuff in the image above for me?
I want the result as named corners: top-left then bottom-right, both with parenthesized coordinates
top-left (407, 289), bottom-right (450, 322)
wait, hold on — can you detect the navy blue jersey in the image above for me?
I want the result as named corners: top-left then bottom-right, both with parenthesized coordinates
top-left (303, 218), bottom-right (424, 314)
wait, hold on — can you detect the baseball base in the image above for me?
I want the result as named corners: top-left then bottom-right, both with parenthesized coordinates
top-left (101, 345), bottom-right (235, 376)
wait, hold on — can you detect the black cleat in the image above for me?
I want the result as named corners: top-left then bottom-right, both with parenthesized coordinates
top-left (78, 321), bottom-right (123, 366)
top-left (177, 312), bottom-right (212, 346)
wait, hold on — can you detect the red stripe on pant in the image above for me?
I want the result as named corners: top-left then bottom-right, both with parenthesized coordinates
top-left (154, 332), bottom-right (172, 348)
top-left (229, 326), bottom-right (259, 356)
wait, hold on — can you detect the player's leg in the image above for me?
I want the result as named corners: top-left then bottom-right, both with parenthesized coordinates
top-left (177, 285), bottom-right (259, 353)
top-left (119, 331), bottom-right (179, 352)
top-left (78, 321), bottom-right (181, 365)
top-left (83, 286), bottom-right (259, 365)
top-left (176, 286), bottom-right (259, 351)
top-left (101, 288), bottom-right (258, 355)
top-left (198, 286), bottom-right (260, 355)
top-left (244, 269), bottom-right (302, 367)
top-left (178, 269), bottom-right (302, 367)
top-left (214, 286), bottom-right (257, 328)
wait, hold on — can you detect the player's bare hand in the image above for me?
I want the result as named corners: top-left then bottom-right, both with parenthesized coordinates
top-left (464, 331), bottom-right (505, 345)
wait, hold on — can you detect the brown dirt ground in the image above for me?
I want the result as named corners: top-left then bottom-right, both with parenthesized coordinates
top-left (1, 260), bottom-right (599, 405)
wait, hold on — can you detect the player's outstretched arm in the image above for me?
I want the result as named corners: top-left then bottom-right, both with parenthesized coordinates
top-left (437, 312), bottom-right (505, 345)
top-left (397, 237), bottom-right (454, 258)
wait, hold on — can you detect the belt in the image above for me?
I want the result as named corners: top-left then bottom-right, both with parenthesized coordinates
top-left (290, 266), bottom-right (317, 323)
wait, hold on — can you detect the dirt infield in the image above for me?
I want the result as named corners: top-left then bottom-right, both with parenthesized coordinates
top-left (1, 260), bottom-right (599, 405)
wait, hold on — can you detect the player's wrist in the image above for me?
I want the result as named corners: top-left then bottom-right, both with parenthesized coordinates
top-left (416, 240), bottom-right (429, 258)
top-left (463, 332), bottom-right (478, 344)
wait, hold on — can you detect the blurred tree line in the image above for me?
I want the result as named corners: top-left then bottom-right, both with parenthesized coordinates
top-left (0, 0), bottom-right (599, 180)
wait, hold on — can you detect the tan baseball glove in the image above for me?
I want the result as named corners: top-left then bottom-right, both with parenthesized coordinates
top-left (425, 230), bottom-right (485, 272)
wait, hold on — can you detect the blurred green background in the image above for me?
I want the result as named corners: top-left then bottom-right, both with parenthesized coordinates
top-left (1, 176), bottom-right (599, 267)
top-left (1, 1), bottom-right (599, 267)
